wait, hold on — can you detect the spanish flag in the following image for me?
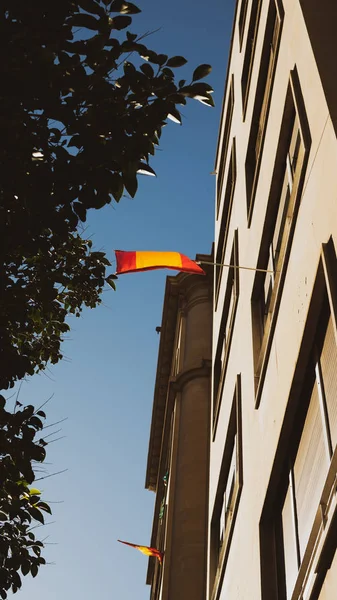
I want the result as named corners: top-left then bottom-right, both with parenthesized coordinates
top-left (118, 539), bottom-right (164, 564)
top-left (115, 250), bottom-right (205, 276)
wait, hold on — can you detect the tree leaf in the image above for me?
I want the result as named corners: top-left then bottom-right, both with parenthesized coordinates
top-left (36, 411), bottom-right (46, 418)
top-left (31, 564), bottom-right (38, 578)
top-left (166, 108), bottom-right (182, 125)
top-left (106, 275), bottom-right (117, 290)
top-left (67, 13), bottom-right (100, 30)
top-left (109, 174), bottom-right (124, 202)
top-left (198, 94), bottom-right (215, 107)
top-left (78, 0), bottom-right (105, 16)
top-left (166, 56), bottom-right (187, 68)
top-left (156, 54), bottom-right (168, 66)
top-left (137, 163), bottom-right (156, 176)
top-left (73, 202), bottom-right (87, 223)
top-left (142, 51), bottom-right (167, 66)
top-left (140, 63), bottom-right (154, 78)
top-left (29, 507), bottom-right (44, 524)
top-left (167, 93), bottom-right (186, 105)
top-left (35, 502), bottom-right (52, 515)
top-left (21, 561), bottom-right (31, 577)
top-left (29, 488), bottom-right (41, 496)
top-left (110, 0), bottom-right (141, 14)
top-left (123, 173), bottom-right (138, 197)
top-left (180, 82), bottom-right (214, 98)
top-left (29, 416), bottom-right (43, 430)
top-left (12, 572), bottom-right (22, 590)
top-left (162, 67), bottom-right (174, 79)
top-left (192, 63), bottom-right (212, 81)
top-left (110, 15), bottom-right (132, 30)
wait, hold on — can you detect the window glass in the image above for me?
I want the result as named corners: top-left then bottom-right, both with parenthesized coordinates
top-left (320, 315), bottom-right (337, 448)
top-left (282, 484), bottom-right (298, 597)
top-left (293, 381), bottom-right (328, 556)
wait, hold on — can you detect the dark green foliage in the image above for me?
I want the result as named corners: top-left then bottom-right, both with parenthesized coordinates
top-left (0, 397), bottom-right (51, 596)
top-left (0, 0), bottom-right (213, 389)
top-left (0, 2), bottom-right (213, 594)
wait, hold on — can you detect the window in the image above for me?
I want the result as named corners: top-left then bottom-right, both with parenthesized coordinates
top-left (255, 115), bottom-right (301, 335)
top-left (282, 365), bottom-right (331, 597)
top-left (210, 375), bottom-right (243, 600)
top-left (215, 139), bottom-right (237, 307)
top-left (241, 0), bottom-right (262, 117)
top-left (213, 230), bottom-right (239, 429)
top-left (238, 0), bottom-right (249, 49)
top-left (172, 315), bottom-right (184, 376)
top-left (281, 305), bottom-right (337, 598)
top-left (251, 67), bottom-right (311, 405)
top-left (245, 0), bottom-right (284, 222)
top-left (216, 77), bottom-right (234, 218)
top-left (260, 240), bottom-right (337, 600)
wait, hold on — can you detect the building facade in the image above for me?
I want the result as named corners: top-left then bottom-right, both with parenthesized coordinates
top-left (145, 255), bottom-right (213, 600)
top-left (210, 1), bottom-right (337, 600)
top-left (145, 2), bottom-right (337, 599)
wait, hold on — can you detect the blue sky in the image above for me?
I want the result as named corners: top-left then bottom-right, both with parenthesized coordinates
top-left (15, 1), bottom-right (235, 598)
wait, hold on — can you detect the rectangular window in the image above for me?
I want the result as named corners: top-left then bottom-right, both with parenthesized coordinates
top-left (241, 0), bottom-right (262, 117)
top-left (210, 376), bottom-right (243, 599)
top-left (280, 305), bottom-right (336, 598)
top-left (216, 77), bottom-right (234, 218)
top-left (215, 139), bottom-right (237, 307)
top-left (245, 0), bottom-right (283, 221)
top-left (281, 477), bottom-right (300, 598)
top-left (255, 114), bottom-right (301, 336)
top-left (238, 0), bottom-right (249, 49)
top-left (251, 67), bottom-right (311, 405)
top-left (213, 230), bottom-right (239, 429)
top-left (319, 313), bottom-right (337, 449)
top-left (260, 240), bottom-right (337, 600)
top-left (172, 315), bottom-right (184, 376)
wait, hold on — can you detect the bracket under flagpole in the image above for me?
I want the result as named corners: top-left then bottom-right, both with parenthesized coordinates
top-left (196, 260), bottom-right (274, 274)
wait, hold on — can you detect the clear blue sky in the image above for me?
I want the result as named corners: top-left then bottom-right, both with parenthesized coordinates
top-left (15, 1), bottom-right (235, 598)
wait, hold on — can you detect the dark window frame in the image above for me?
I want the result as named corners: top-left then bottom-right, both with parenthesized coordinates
top-left (245, 0), bottom-right (284, 224)
top-left (241, 0), bottom-right (263, 119)
top-left (213, 230), bottom-right (240, 433)
top-left (259, 238), bottom-right (337, 600)
top-left (238, 0), bottom-right (249, 50)
top-left (215, 138), bottom-right (237, 309)
top-left (216, 77), bottom-right (235, 219)
top-left (210, 375), bottom-right (243, 600)
top-left (251, 66), bottom-right (311, 408)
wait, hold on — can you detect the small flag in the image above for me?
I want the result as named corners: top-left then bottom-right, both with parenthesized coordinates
top-left (115, 250), bottom-right (205, 276)
top-left (118, 539), bottom-right (163, 564)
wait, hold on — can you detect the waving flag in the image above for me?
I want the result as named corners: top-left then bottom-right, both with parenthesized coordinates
top-left (118, 539), bottom-right (163, 564)
top-left (115, 250), bottom-right (205, 275)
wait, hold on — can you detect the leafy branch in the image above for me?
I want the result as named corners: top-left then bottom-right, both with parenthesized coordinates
top-left (0, 396), bottom-right (53, 597)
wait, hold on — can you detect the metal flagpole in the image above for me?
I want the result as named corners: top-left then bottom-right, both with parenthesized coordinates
top-left (196, 260), bottom-right (274, 274)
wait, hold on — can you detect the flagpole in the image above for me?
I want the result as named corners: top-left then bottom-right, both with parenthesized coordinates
top-left (196, 260), bottom-right (274, 274)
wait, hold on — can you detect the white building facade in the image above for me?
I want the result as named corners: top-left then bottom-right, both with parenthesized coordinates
top-left (209, 0), bottom-right (337, 599)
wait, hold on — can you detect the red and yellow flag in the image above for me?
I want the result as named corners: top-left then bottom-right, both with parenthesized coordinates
top-left (118, 539), bottom-right (163, 564)
top-left (115, 250), bottom-right (205, 276)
